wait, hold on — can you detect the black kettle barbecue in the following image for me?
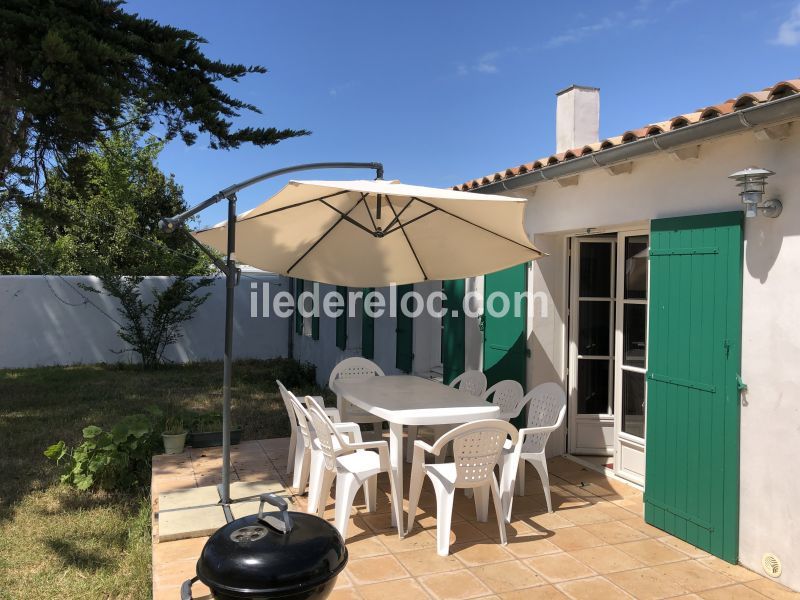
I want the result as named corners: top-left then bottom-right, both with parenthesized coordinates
top-left (181, 493), bottom-right (347, 600)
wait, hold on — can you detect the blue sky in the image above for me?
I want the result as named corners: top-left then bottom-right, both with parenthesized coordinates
top-left (124, 0), bottom-right (800, 228)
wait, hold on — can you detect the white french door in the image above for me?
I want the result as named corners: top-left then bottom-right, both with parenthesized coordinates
top-left (567, 230), bottom-right (649, 484)
top-left (613, 231), bottom-right (649, 485)
top-left (568, 237), bottom-right (617, 456)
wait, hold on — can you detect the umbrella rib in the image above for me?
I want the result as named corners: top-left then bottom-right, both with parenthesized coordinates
top-left (385, 195), bottom-right (428, 281)
top-left (286, 194), bottom-right (368, 274)
top-left (360, 194), bottom-right (379, 232)
top-left (319, 195), bottom-right (376, 236)
top-left (382, 195), bottom-right (416, 232)
top-left (411, 196), bottom-right (538, 252)
top-left (382, 207), bottom-right (438, 235)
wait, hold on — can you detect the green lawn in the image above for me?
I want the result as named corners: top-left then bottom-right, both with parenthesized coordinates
top-left (0, 359), bottom-right (323, 599)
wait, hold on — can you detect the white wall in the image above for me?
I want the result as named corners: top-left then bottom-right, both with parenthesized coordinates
top-left (0, 273), bottom-right (288, 368)
top-left (506, 127), bottom-right (800, 589)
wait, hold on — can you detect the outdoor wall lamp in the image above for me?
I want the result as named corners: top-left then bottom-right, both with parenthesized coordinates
top-left (728, 167), bottom-right (782, 218)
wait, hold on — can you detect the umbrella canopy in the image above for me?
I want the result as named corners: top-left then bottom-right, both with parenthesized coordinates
top-left (194, 179), bottom-right (542, 286)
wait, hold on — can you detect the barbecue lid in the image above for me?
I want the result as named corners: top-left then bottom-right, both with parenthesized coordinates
top-left (195, 494), bottom-right (347, 597)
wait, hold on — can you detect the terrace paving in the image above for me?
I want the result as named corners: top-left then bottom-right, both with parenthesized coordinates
top-left (151, 437), bottom-right (797, 600)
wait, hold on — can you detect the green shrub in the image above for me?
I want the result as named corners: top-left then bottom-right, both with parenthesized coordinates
top-left (44, 414), bottom-right (157, 491)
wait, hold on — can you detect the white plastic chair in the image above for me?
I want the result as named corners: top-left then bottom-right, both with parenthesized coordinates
top-left (405, 370), bottom-right (488, 459)
top-left (277, 382), bottom-right (356, 501)
top-left (500, 382), bottom-right (566, 520)
top-left (278, 380), bottom-right (341, 476)
top-left (305, 395), bottom-right (404, 539)
top-left (483, 379), bottom-right (526, 422)
top-left (328, 357), bottom-right (385, 434)
top-left (407, 419), bottom-right (518, 556)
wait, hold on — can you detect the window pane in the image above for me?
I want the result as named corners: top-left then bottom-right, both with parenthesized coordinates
top-left (578, 301), bottom-right (611, 356)
top-left (579, 242), bottom-right (612, 297)
top-left (623, 304), bottom-right (647, 368)
top-left (577, 359), bottom-right (611, 414)
top-left (621, 371), bottom-right (646, 438)
top-left (624, 235), bottom-right (649, 300)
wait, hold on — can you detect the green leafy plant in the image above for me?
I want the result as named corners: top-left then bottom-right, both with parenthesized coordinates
top-left (44, 414), bottom-right (157, 491)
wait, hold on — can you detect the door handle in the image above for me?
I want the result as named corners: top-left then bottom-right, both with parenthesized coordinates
top-left (736, 374), bottom-right (748, 391)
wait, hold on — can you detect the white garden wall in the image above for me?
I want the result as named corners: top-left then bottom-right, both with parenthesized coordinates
top-left (0, 273), bottom-right (289, 369)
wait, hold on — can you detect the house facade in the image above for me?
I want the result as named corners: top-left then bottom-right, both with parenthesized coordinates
top-left (293, 78), bottom-right (800, 590)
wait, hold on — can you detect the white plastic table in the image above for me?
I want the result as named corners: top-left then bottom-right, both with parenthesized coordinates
top-left (331, 375), bottom-right (500, 528)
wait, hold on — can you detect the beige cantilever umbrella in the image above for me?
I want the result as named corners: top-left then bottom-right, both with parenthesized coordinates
top-left (193, 179), bottom-right (542, 286)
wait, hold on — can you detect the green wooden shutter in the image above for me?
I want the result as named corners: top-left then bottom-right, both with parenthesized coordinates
top-left (336, 286), bottom-right (348, 350)
top-left (645, 211), bottom-right (743, 563)
top-left (294, 279), bottom-right (304, 334)
top-left (483, 264), bottom-right (527, 389)
top-left (396, 284), bottom-right (413, 373)
top-left (442, 279), bottom-right (465, 385)
top-left (362, 288), bottom-right (374, 359)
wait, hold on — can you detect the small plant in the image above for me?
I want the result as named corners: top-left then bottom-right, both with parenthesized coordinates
top-left (190, 412), bottom-right (225, 433)
top-left (45, 413), bottom-right (157, 491)
top-left (162, 415), bottom-right (186, 435)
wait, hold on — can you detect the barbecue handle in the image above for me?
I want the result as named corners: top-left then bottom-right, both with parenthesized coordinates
top-left (258, 493), bottom-right (294, 533)
top-left (180, 576), bottom-right (198, 600)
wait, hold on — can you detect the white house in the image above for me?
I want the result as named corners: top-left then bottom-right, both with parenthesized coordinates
top-left (296, 77), bottom-right (800, 591)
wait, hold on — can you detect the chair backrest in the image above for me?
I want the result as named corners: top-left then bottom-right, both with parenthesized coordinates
top-left (277, 381), bottom-right (313, 448)
top-left (328, 357), bottom-right (384, 390)
top-left (449, 370), bottom-right (487, 398)
top-left (523, 382), bottom-right (567, 454)
top-left (432, 419), bottom-right (519, 488)
top-left (276, 380), bottom-right (299, 438)
top-left (305, 395), bottom-right (344, 470)
top-left (483, 380), bottom-right (526, 420)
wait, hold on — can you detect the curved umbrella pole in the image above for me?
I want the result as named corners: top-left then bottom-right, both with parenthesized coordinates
top-left (159, 162), bottom-right (383, 511)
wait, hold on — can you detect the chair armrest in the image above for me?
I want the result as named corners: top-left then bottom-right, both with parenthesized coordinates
top-left (518, 424), bottom-right (560, 438)
top-left (345, 440), bottom-right (388, 453)
top-left (413, 439), bottom-right (436, 455)
top-left (333, 421), bottom-right (363, 443)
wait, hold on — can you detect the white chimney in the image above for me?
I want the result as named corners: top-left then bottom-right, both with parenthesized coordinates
top-left (556, 85), bottom-right (600, 153)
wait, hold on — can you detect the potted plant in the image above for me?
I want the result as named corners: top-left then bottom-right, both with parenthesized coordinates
top-left (162, 415), bottom-right (188, 455)
top-left (187, 412), bottom-right (242, 449)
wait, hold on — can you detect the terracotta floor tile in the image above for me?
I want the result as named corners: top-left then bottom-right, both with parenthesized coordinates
top-left (446, 520), bottom-right (492, 545)
top-left (696, 557), bottom-right (762, 583)
top-left (419, 569), bottom-right (493, 600)
top-left (153, 558), bottom-right (198, 588)
top-left (559, 504), bottom-right (616, 526)
top-left (328, 588), bottom-right (364, 600)
top-left (619, 517), bottom-right (665, 538)
top-left (359, 577), bottom-right (432, 600)
top-left (334, 570), bottom-right (353, 589)
top-left (346, 554), bottom-right (409, 585)
top-left (657, 535), bottom-right (710, 558)
top-left (608, 566), bottom-right (690, 599)
top-left (522, 511), bottom-right (576, 531)
top-left (345, 534), bottom-right (390, 559)
top-left (744, 578), bottom-right (800, 599)
top-left (654, 560), bottom-right (736, 592)
top-left (498, 585), bottom-right (569, 599)
top-left (395, 546), bottom-right (464, 576)
top-left (556, 575), bottom-right (632, 600)
top-left (504, 535), bottom-right (562, 559)
top-left (569, 545), bottom-right (645, 574)
top-left (581, 521), bottom-right (649, 545)
top-left (616, 538), bottom-right (691, 566)
top-left (525, 552), bottom-right (596, 583)
top-left (700, 584), bottom-right (774, 599)
top-left (471, 560), bottom-right (545, 593)
top-left (451, 541), bottom-right (515, 567)
top-left (375, 527), bottom-right (436, 553)
top-left (153, 536), bottom-right (208, 564)
top-left (548, 526), bottom-right (606, 552)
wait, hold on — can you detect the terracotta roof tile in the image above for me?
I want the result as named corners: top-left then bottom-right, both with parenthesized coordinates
top-left (455, 77), bottom-right (800, 190)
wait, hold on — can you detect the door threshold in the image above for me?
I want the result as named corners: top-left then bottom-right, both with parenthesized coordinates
top-left (565, 454), bottom-right (645, 492)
